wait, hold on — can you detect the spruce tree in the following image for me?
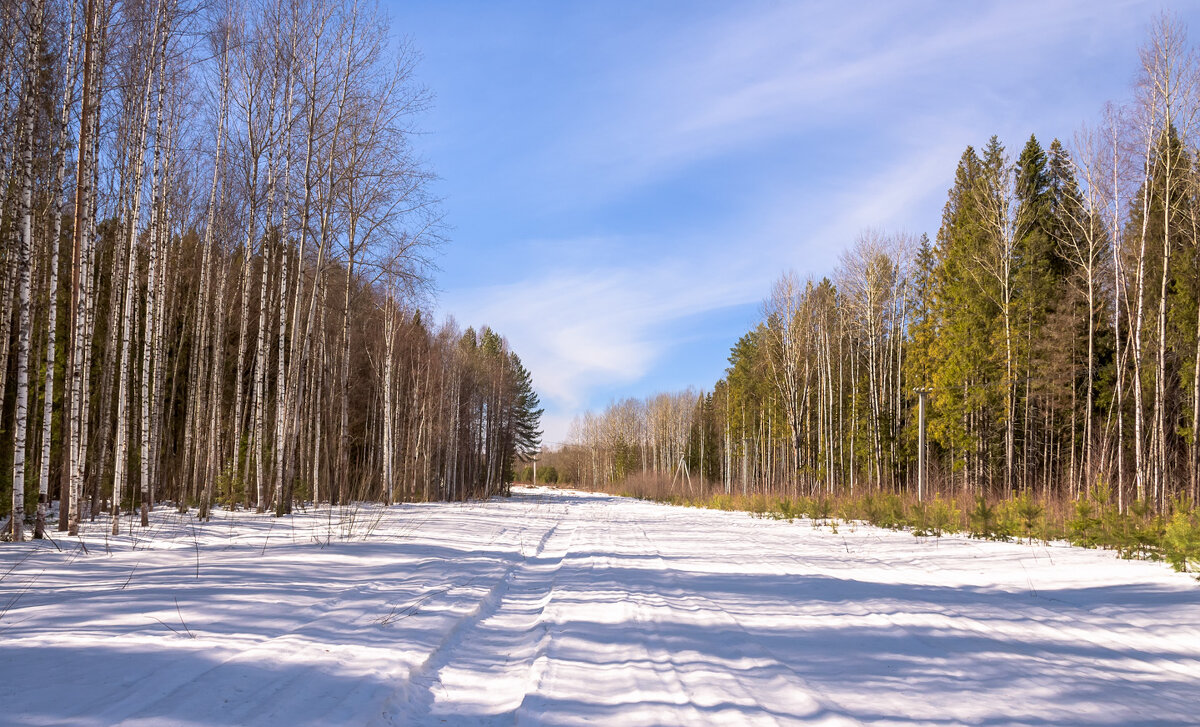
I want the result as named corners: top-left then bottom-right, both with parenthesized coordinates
top-left (929, 145), bottom-right (995, 492)
top-left (1015, 134), bottom-right (1070, 495)
top-left (508, 352), bottom-right (543, 465)
top-left (904, 234), bottom-right (937, 460)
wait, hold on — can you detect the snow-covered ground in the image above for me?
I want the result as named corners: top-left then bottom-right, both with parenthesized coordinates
top-left (1, 486), bottom-right (1198, 726)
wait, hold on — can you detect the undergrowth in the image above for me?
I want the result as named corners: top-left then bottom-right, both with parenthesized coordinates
top-left (594, 474), bottom-right (1200, 575)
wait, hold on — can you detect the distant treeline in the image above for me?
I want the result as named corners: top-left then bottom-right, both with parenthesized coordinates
top-left (0, 0), bottom-right (541, 541)
top-left (544, 17), bottom-right (1200, 517)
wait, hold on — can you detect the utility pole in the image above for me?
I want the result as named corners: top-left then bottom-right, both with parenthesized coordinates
top-left (532, 452), bottom-right (538, 487)
top-left (915, 388), bottom-right (930, 502)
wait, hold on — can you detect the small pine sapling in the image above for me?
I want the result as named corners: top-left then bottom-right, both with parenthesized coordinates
top-left (1067, 499), bottom-right (1103, 547)
top-left (812, 496), bottom-right (832, 527)
top-left (912, 501), bottom-right (932, 537)
top-left (1164, 507), bottom-right (1200, 574)
top-left (929, 497), bottom-right (959, 540)
top-left (969, 496), bottom-right (997, 539)
top-left (1014, 493), bottom-right (1044, 545)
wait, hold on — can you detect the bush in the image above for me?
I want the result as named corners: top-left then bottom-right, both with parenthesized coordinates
top-left (862, 493), bottom-right (906, 529)
top-left (773, 499), bottom-right (798, 523)
top-left (1116, 499), bottom-right (1162, 560)
top-left (969, 496), bottom-right (1009, 540)
top-left (1067, 499), bottom-right (1102, 547)
top-left (811, 496), bottom-right (833, 525)
top-left (1012, 493), bottom-right (1045, 544)
top-left (911, 501), bottom-right (932, 537)
top-left (1164, 508), bottom-right (1200, 573)
top-left (925, 497), bottom-right (959, 539)
top-left (747, 494), bottom-right (770, 517)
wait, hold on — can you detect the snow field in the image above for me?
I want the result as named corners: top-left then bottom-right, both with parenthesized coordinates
top-left (1, 486), bottom-right (1199, 726)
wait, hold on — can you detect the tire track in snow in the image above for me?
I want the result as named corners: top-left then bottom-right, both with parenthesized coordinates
top-left (651, 503), bottom-right (1200, 724)
top-left (377, 501), bottom-right (575, 725)
top-left (75, 501), bottom-right (560, 726)
top-left (507, 497), bottom-right (854, 726)
top-left (597, 506), bottom-right (715, 726)
top-left (629, 513), bottom-right (862, 726)
top-left (503, 496), bottom-right (713, 727)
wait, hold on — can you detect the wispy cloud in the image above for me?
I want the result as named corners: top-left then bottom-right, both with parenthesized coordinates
top-left (423, 0), bottom-right (1180, 444)
top-left (444, 251), bottom-right (762, 400)
top-left (443, 135), bottom-right (961, 444)
top-left (539, 0), bottom-right (1131, 200)
top-left (443, 124), bottom-right (1019, 443)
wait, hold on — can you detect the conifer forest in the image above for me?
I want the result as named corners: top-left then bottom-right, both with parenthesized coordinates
top-left (2, 5), bottom-right (1199, 726)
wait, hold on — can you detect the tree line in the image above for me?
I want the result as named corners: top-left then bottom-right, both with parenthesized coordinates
top-left (0, 0), bottom-right (542, 542)
top-left (548, 16), bottom-right (1200, 517)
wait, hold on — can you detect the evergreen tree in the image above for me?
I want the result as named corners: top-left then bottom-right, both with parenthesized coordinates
top-left (508, 352), bottom-right (543, 465)
top-left (904, 234), bottom-right (937, 459)
top-left (929, 145), bottom-right (995, 492)
top-left (1015, 134), bottom-right (1072, 494)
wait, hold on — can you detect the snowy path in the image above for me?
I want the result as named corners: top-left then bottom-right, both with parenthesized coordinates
top-left (2, 487), bottom-right (1199, 726)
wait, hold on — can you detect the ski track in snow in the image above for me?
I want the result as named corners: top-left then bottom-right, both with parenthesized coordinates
top-left (1, 487), bottom-right (1199, 726)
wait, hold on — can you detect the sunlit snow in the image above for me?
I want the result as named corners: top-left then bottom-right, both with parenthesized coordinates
top-left (2, 487), bottom-right (1198, 725)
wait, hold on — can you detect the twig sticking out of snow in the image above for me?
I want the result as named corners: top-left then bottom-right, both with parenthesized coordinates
top-left (149, 597), bottom-right (195, 639)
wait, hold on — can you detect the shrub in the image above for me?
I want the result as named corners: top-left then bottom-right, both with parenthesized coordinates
top-left (774, 499), bottom-right (798, 523)
top-left (863, 493), bottom-right (906, 529)
top-left (1164, 508), bottom-right (1200, 573)
top-left (1013, 493), bottom-right (1044, 545)
top-left (929, 497), bottom-right (960, 539)
top-left (969, 496), bottom-right (1008, 540)
top-left (811, 496), bottom-right (833, 525)
top-left (1120, 499), bottom-right (1162, 561)
top-left (1067, 499), bottom-right (1102, 547)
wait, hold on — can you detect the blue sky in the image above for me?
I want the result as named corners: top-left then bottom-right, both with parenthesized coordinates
top-left (385, 0), bottom-right (1200, 446)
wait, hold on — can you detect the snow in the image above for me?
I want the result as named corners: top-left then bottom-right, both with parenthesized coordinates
top-left (2, 486), bottom-right (1199, 726)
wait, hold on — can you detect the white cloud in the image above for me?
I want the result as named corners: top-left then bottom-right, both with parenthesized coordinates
top-left (432, 0), bottom-right (1174, 444)
top-left (440, 248), bottom-right (766, 444)
top-left (440, 135), bottom-right (962, 445)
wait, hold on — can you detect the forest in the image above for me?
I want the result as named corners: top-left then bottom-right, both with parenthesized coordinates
top-left (543, 19), bottom-right (1200, 556)
top-left (2, 7), bottom-right (1198, 724)
top-left (0, 0), bottom-right (543, 542)
top-left (0, 7), bottom-right (1195, 727)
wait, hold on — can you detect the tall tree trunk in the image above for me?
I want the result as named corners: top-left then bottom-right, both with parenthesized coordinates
top-left (10, 0), bottom-right (47, 542)
top-left (139, 20), bottom-right (170, 527)
top-left (65, 0), bottom-right (101, 536)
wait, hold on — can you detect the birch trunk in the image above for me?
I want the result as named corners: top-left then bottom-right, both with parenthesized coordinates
top-left (10, 0), bottom-right (47, 541)
top-left (66, 0), bottom-right (101, 535)
top-left (139, 19), bottom-right (170, 527)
